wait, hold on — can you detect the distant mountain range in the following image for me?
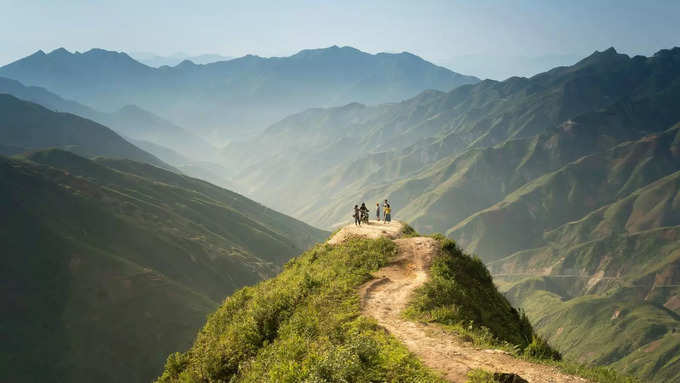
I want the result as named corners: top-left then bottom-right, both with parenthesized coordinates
top-left (129, 52), bottom-right (234, 67)
top-left (222, 47), bottom-right (680, 381)
top-left (3, 42), bottom-right (680, 382)
top-left (0, 46), bottom-right (479, 142)
top-left (1, 149), bottom-right (326, 383)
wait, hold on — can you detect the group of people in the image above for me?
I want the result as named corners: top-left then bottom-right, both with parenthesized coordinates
top-left (353, 199), bottom-right (392, 226)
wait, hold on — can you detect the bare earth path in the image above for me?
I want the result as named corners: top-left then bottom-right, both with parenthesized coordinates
top-left (329, 221), bottom-right (586, 383)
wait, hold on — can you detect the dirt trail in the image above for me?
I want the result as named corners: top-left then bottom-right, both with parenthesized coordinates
top-left (329, 222), bottom-right (586, 383)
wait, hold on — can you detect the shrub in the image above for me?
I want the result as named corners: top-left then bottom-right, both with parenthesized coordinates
top-left (400, 223), bottom-right (419, 237)
top-left (466, 368), bottom-right (495, 383)
top-left (523, 335), bottom-right (562, 361)
top-left (406, 237), bottom-right (537, 349)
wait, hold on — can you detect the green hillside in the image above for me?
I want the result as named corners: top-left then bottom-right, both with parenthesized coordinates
top-left (449, 126), bottom-right (680, 261)
top-left (155, 235), bottom-right (560, 383)
top-left (0, 150), bottom-right (326, 383)
top-left (489, 170), bottom-right (680, 381)
top-left (218, 47), bottom-right (680, 381)
top-left (0, 93), bottom-right (172, 170)
top-left (226, 47), bottom-right (680, 229)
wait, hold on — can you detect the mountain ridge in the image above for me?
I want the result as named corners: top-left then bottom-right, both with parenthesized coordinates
top-left (215, 46), bottom-right (680, 381)
top-left (1, 149), bottom-right (326, 383)
top-left (0, 93), bottom-right (173, 170)
top-left (0, 46), bottom-right (479, 141)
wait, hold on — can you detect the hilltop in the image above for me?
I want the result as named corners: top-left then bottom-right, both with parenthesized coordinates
top-left (156, 221), bottom-right (635, 382)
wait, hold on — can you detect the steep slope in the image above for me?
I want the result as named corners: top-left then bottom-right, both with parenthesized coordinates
top-left (449, 126), bottom-right (680, 261)
top-left (361, 235), bottom-right (579, 383)
top-left (216, 47), bottom-right (680, 381)
top-left (0, 46), bottom-right (478, 140)
top-left (0, 77), bottom-right (218, 162)
top-left (0, 94), bottom-right (171, 169)
top-left (156, 224), bottom-right (606, 383)
top-left (0, 150), bottom-right (326, 383)
top-left (226, 48), bottom-right (680, 226)
top-left (487, 170), bottom-right (680, 382)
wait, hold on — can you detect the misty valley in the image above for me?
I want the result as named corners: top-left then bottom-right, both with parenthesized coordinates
top-left (1, 3), bottom-right (680, 383)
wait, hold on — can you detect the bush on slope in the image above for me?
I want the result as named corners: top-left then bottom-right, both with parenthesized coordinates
top-left (405, 236), bottom-right (545, 354)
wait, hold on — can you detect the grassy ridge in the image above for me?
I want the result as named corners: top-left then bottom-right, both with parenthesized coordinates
top-left (405, 236), bottom-right (553, 357)
top-left (157, 238), bottom-right (444, 382)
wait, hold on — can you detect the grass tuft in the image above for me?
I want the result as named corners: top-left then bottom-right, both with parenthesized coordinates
top-left (400, 223), bottom-right (420, 238)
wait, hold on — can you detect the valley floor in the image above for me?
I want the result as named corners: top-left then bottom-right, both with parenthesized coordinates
top-left (330, 221), bottom-right (586, 383)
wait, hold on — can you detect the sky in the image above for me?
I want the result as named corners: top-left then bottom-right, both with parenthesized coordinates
top-left (1, 0), bottom-right (678, 79)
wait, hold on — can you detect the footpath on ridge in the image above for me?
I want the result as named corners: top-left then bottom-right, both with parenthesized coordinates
top-left (328, 221), bottom-right (586, 383)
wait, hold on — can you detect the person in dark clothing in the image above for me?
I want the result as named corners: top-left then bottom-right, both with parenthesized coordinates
top-left (359, 202), bottom-right (369, 224)
top-left (353, 204), bottom-right (361, 226)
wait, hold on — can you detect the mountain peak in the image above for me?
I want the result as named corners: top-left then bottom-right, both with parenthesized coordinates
top-left (292, 45), bottom-right (366, 58)
top-left (652, 46), bottom-right (680, 59)
top-left (83, 48), bottom-right (128, 58)
top-left (28, 50), bottom-right (46, 58)
top-left (574, 46), bottom-right (629, 69)
top-left (592, 47), bottom-right (620, 57)
top-left (118, 104), bottom-right (147, 114)
top-left (49, 47), bottom-right (71, 56)
top-left (176, 59), bottom-right (197, 68)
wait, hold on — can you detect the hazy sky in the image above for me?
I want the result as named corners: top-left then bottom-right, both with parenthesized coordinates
top-left (1, 0), bottom-right (678, 79)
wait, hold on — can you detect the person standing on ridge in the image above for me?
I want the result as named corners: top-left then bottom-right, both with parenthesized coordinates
top-left (376, 202), bottom-right (381, 222)
top-left (353, 204), bottom-right (361, 226)
top-left (384, 200), bottom-right (392, 223)
top-left (382, 200), bottom-right (389, 223)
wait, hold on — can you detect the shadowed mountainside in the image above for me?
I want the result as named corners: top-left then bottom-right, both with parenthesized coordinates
top-left (0, 93), bottom-right (173, 170)
top-left (0, 149), bottom-right (326, 383)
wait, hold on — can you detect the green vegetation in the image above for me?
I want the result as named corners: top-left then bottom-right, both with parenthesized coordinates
top-left (0, 150), bottom-right (326, 383)
top-left (549, 361), bottom-right (640, 383)
top-left (404, 237), bottom-right (551, 356)
top-left (156, 238), bottom-right (444, 382)
top-left (400, 223), bottom-right (419, 237)
top-left (502, 279), bottom-right (678, 382)
top-left (407, 237), bottom-right (639, 382)
top-left (465, 362), bottom-right (640, 383)
top-left (466, 369), bottom-right (496, 383)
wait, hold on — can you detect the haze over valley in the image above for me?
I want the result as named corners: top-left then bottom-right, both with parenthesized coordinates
top-left (2, 1), bottom-right (679, 382)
